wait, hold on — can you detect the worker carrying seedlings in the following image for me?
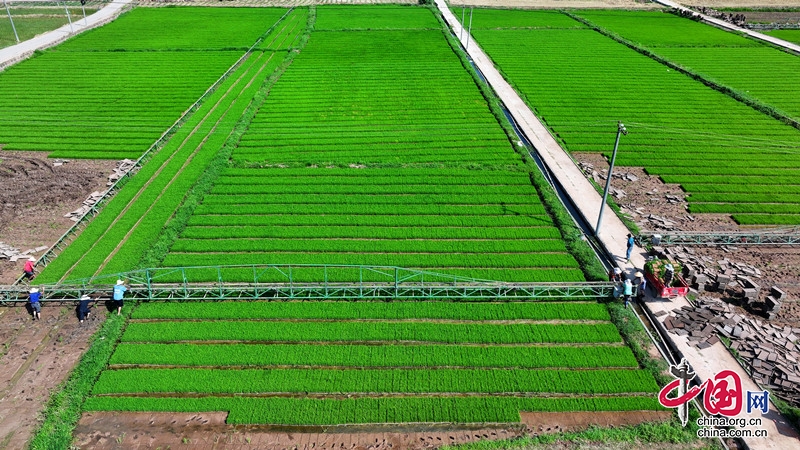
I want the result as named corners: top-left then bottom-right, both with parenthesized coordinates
top-left (29, 287), bottom-right (42, 321)
top-left (113, 280), bottom-right (127, 316)
top-left (23, 257), bottom-right (36, 281)
top-left (78, 294), bottom-right (92, 323)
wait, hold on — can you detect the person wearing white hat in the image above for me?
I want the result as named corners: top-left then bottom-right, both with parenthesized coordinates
top-left (29, 287), bottom-right (41, 320)
top-left (23, 257), bottom-right (36, 281)
top-left (79, 295), bottom-right (93, 323)
top-left (113, 280), bottom-right (127, 316)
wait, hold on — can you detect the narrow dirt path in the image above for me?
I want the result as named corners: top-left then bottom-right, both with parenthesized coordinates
top-left (0, 306), bottom-right (101, 449)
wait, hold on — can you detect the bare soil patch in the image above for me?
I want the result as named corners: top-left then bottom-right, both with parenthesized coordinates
top-left (738, 11), bottom-right (800, 23)
top-left (574, 152), bottom-right (800, 326)
top-left (520, 410), bottom-right (672, 434)
top-left (74, 412), bottom-right (525, 449)
top-left (0, 304), bottom-right (103, 449)
top-left (0, 151), bottom-right (115, 284)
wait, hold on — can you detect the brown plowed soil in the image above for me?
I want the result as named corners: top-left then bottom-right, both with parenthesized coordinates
top-left (519, 410), bottom-right (672, 433)
top-left (0, 304), bottom-right (103, 449)
top-left (73, 410), bottom-right (673, 449)
top-left (74, 412), bottom-right (525, 449)
top-left (0, 151), bottom-right (116, 284)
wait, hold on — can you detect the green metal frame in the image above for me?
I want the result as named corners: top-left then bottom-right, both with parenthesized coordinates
top-left (639, 227), bottom-right (800, 246)
top-left (2, 264), bottom-right (612, 304)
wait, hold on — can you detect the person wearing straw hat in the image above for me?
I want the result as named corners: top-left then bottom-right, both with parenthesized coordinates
top-left (23, 257), bottom-right (36, 281)
top-left (113, 280), bottom-right (127, 316)
top-left (78, 294), bottom-right (93, 323)
top-left (29, 288), bottom-right (42, 320)
top-left (634, 271), bottom-right (647, 301)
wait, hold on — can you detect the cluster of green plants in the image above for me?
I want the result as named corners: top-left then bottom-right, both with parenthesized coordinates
top-left (110, 342), bottom-right (638, 368)
top-left (121, 320), bottom-right (623, 344)
top-left (234, 24), bottom-right (520, 165)
top-left (765, 29), bottom-right (800, 45)
top-left (314, 4), bottom-right (440, 30)
top-left (470, 9), bottom-right (800, 225)
top-left (0, 7), bottom-right (296, 159)
top-left (575, 9), bottom-right (800, 119)
top-left (83, 296), bottom-right (663, 425)
top-left (92, 366), bottom-right (658, 395)
top-left (57, 7), bottom-right (290, 51)
top-left (36, 10), bottom-right (309, 283)
top-left (164, 167), bottom-right (584, 282)
top-left (84, 395), bottom-right (662, 425)
top-left (132, 300), bottom-right (610, 320)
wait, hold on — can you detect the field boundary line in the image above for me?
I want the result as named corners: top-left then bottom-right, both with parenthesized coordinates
top-left (91, 12), bottom-right (305, 276)
top-left (22, 8), bottom-right (296, 285)
top-left (565, 11), bottom-right (800, 132)
top-left (57, 51), bottom-right (265, 283)
top-left (89, 51), bottom-right (279, 278)
top-left (651, 0), bottom-right (800, 54)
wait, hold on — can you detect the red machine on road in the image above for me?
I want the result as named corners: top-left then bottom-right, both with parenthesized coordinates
top-left (644, 259), bottom-right (689, 298)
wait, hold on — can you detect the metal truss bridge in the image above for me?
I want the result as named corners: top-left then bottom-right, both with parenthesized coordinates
top-left (638, 227), bottom-right (800, 246)
top-left (2, 264), bottom-right (613, 304)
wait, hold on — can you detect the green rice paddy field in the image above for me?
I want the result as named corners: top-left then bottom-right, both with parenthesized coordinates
top-left (469, 9), bottom-right (800, 225)
top-left (13, 5), bottom-right (674, 436)
top-left (18, 2), bottom-right (800, 437)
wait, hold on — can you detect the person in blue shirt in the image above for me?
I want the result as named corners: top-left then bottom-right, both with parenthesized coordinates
top-left (626, 234), bottom-right (635, 262)
top-left (29, 287), bottom-right (41, 321)
top-left (623, 278), bottom-right (633, 308)
top-left (113, 280), bottom-right (127, 316)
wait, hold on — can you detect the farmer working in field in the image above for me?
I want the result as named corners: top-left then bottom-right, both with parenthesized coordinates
top-left (29, 288), bottom-right (41, 320)
top-left (78, 294), bottom-right (92, 323)
top-left (113, 280), bottom-right (127, 316)
top-left (23, 257), bottom-right (36, 281)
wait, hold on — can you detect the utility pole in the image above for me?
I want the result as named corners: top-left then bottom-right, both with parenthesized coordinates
top-left (61, 0), bottom-right (74, 33)
top-left (3, 0), bottom-right (18, 43)
top-left (595, 121), bottom-right (627, 236)
top-left (460, 7), bottom-right (465, 41)
top-left (81, 0), bottom-right (87, 26)
top-left (465, 8), bottom-right (473, 50)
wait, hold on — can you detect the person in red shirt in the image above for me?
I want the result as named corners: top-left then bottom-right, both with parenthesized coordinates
top-left (23, 257), bottom-right (36, 281)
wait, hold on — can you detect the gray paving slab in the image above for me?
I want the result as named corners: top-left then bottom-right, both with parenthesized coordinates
top-left (0, 0), bottom-right (134, 70)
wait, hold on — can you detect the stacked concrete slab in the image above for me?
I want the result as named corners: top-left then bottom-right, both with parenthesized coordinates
top-left (664, 297), bottom-right (800, 406)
